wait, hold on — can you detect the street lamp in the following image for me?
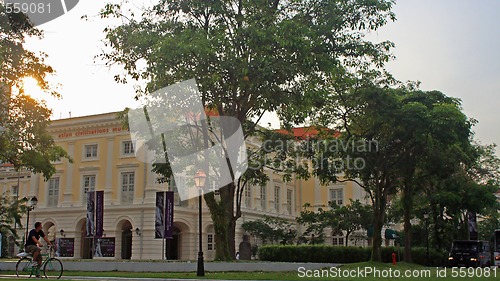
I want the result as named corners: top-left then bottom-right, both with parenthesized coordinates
top-left (23, 197), bottom-right (38, 242)
top-left (194, 169), bottom-right (206, 277)
top-left (423, 213), bottom-right (429, 266)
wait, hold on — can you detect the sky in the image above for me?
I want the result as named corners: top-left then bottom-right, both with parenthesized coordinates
top-left (22, 0), bottom-right (500, 149)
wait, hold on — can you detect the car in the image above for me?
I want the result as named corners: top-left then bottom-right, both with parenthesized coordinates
top-left (448, 240), bottom-right (492, 268)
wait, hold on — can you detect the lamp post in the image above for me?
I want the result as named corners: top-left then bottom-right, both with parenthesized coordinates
top-left (24, 197), bottom-right (38, 243)
top-left (194, 169), bottom-right (206, 277)
top-left (423, 213), bottom-right (429, 266)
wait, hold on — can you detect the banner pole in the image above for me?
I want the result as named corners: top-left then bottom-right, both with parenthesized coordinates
top-left (162, 238), bottom-right (165, 260)
top-left (92, 190), bottom-right (96, 258)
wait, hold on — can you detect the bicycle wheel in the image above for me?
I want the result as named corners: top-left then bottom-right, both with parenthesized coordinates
top-left (43, 258), bottom-right (63, 279)
top-left (16, 257), bottom-right (33, 278)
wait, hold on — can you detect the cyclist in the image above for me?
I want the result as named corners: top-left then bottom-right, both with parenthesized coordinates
top-left (25, 222), bottom-right (52, 275)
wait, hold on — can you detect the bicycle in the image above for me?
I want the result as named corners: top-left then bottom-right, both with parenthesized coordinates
top-left (16, 245), bottom-right (63, 279)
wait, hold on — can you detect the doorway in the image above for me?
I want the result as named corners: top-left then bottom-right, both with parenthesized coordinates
top-left (81, 222), bottom-right (93, 259)
top-left (121, 221), bottom-right (132, 259)
top-left (165, 227), bottom-right (180, 260)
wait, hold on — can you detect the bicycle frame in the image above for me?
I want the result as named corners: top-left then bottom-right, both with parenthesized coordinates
top-left (17, 246), bottom-right (63, 278)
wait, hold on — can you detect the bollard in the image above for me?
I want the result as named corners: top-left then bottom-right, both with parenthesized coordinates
top-left (392, 252), bottom-right (397, 265)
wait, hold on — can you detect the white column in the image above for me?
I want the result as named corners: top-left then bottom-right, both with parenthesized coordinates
top-left (62, 142), bottom-right (74, 207)
top-left (104, 137), bottom-right (114, 205)
top-left (314, 178), bottom-right (322, 209)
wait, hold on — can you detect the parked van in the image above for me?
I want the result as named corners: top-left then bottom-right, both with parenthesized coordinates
top-left (448, 240), bottom-right (492, 267)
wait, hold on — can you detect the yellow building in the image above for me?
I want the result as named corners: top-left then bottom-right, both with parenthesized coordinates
top-left (1, 112), bottom-right (373, 260)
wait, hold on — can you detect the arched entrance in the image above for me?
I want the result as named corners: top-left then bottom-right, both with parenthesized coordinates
top-left (75, 218), bottom-right (93, 259)
top-left (80, 220), bottom-right (93, 259)
top-left (42, 222), bottom-right (56, 243)
top-left (117, 220), bottom-right (132, 259)
top-left (165, 226), bottom-right (180, 260)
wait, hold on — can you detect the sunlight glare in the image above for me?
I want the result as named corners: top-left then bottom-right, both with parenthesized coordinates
top-left (21, 76), bottom-right (47, 102)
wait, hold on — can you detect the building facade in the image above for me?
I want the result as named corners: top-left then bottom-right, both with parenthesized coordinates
top-left (1, 112), bottom-right (372, 260)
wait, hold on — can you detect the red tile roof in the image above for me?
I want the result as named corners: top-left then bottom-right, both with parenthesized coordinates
top-left (274, 126), bottom-right (340, 140)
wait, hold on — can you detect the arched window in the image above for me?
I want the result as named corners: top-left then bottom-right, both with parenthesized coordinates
top-left (332, 230), bottom-right (344, 246)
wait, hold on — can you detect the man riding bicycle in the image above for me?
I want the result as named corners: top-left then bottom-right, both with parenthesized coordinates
top-left (25, 222), bottom-right (52, 272)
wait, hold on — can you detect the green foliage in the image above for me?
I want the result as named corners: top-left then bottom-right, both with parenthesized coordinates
top-left (0, 3), bottom-right (70, 179)
top-left (99, 0), bottom-right (397, 261)
top-left (259, 245), bottom-right (370, 263)
top-left (478, 215), bottom-right (500, 242)
top-left (296, 200), bottom-right (373, 246)
top-left (258, 245), bottom-right (448, 266)
top-left (0, 193), bottom-right (27, 249)
top-left (242, 216), bottom-right (296, 245)
top-left (0, 3), bottom-right (57, 94)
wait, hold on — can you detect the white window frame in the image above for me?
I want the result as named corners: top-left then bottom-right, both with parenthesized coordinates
top-left (286, 189), bottom-right (293, 215)
top-left (121, 172), bottom-right (135, 204)
top-left (11, 185), bottom-right (19, 197)
top-left (332, 231), bottom-right (344, 246)
top-left (83, 144), bottom-right (98, 160)
top-left (82, 174), bottom-right (96, 204)
top-left (260, 185), bottom-right (266, 210)
top-left (244, 186), bottom-right (251, 208)
top-left (207, 233), bottom-right (215, 251)
top-left (274, 185), bottom-right (281, 212)
top-left (329, 188), bottom-right (344, 206)
top-left (47, 177), bottom-right (60, 207)
top-left (121, 140), bottom-right (135, 156)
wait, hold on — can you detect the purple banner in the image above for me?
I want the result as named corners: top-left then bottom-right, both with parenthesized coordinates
top-left (86, 191), bottom-right (95, 237)
top-left (155, 192), bottom-right (165, 239)
top-left (165, 191), bottom-right (174, 239)
top-left (95, 191), bottom-right (104, 238)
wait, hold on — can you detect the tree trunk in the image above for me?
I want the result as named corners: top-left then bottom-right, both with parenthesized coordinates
top-left (402, 183), bottom-right (413, 263)
top-left (370, 179), bottom-right (389, 262)
top-left (345, 231), bottom-right (351, 246)
top-left (204, 182), bottom-right (237, 261)
top-left (371, 209), bottom-right (384, 261)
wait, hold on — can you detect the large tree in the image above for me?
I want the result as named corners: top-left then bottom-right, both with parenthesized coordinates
top-left (308, 73), bottom-right (476, 261)
top-left (0, 4), bottom-right (68, 179)
top-left (99, 0), bottom-right (396, 260)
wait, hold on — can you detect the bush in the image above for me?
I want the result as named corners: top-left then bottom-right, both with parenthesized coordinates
top-left (259, 245), bottom-right (370, 263)
top-left (258, 245), bottom-right (448, 266)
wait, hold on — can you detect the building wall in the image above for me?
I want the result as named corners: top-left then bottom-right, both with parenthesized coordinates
top-left (2, 111), bottom-right (378, 260)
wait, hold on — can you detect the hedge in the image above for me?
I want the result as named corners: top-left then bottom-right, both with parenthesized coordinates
top-left (258, 245), bottom-right (448, 266)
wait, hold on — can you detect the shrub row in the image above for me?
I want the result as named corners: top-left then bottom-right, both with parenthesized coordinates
top-left (258, 245), bottom-right (448, 266)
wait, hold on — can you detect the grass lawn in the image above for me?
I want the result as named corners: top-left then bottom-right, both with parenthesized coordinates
top-left (1, 262), bottom-right (499, 280)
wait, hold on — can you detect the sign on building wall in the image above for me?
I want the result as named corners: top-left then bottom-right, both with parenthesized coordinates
top-left (94, 237), bottom-right (115, 258)
top-left (55, 238), bottom-right (75, 257)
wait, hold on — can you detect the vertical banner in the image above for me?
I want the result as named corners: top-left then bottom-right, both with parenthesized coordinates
top-left (155, 192), bottom-right (165, 239)
top-left (95, 191), bottom-right (104, 238)
top-left (86, 191), bottom-right (95, 237)
top-left (468, 211), bottom-right (478, 240)
top-left (165, 191), bottom-right (174, 239)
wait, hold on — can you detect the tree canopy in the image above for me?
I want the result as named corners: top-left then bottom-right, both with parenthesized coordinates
top-left (0, 4), bottom-right (69, 179)
top-left (99, 0), bottom-right (397, 260)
